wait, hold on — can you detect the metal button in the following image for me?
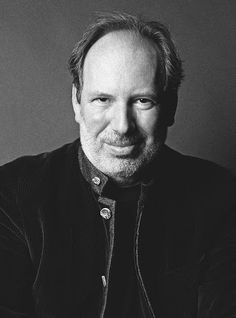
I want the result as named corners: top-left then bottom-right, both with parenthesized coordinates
top-left (101, 275), bottom-right (106, 287)
top-left (92, 177), bottom-right (101, 185)
top-left (100, 208), bottom-right (111, 220)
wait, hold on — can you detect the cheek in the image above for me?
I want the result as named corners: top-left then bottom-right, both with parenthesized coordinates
top-left (137, 107), bottom-right (161, 137)
top-left (82, 107), bottom-right (108, 135)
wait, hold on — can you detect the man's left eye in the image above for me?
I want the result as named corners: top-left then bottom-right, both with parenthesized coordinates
top-left (135, 98), bottom-right (155, 109)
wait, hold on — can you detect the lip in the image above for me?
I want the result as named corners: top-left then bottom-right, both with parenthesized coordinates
top-left (105, 143), bottom-right (136, 155)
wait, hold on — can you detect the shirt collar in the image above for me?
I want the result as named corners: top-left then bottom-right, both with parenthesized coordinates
top-left (77, 143), bottom-right (169, 195)
top-left (78, 145), bottom-right (110, 196)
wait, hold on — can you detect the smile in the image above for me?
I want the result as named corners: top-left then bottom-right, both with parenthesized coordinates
top-left (105, 143), bottom-right (136, 156)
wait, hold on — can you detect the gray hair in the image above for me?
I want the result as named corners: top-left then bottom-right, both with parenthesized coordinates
top-left (68, 12), bottom-right (184, 108)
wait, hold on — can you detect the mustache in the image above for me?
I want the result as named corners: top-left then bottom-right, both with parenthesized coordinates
top-left (102, 132), bottom-right (144, 146)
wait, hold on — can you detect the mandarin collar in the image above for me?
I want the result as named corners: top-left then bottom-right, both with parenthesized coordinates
top-left (77, 144), bottom-right (166, 195)
top-left (78, 145), bottom-right (109, 196)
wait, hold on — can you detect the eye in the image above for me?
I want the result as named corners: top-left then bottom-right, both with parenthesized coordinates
top-left (92, 97), bottom-right (110, 106)
top-left (96, 97), bottom-right (109, 103)
top-left (139, 98), bottom-right (151, 103)
top-left (135, 98), bottom-right (156, 109)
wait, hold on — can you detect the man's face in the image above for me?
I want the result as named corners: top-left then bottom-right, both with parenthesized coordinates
top-left (72, 31), bottom-right (168, 185)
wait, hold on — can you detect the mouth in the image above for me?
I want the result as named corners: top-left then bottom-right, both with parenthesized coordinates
top-left (105, 142), bottom-right (137, 156)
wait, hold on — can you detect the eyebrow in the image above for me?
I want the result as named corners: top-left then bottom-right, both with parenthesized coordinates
top-left (88, 92), bottom-right (114, 98)
top-left (88, 91), bottom-right (159, 100)
top-left (131, 93), bottom-right (159, 100)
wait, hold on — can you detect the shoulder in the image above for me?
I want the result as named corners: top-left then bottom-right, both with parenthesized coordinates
top-left (158, 146), bottom-right (236, 246)
top-left (161, 145), bottom-right (235, 187)
top-left (0, 139), bottom-right (81, 229)
top-left (0, 138), bottom-right (80, 188)
top-left (159, 145), bottom-right (235, 221)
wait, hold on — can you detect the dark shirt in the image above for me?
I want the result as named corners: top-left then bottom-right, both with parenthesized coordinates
top-left (78, 146), bottom-right (144, 317)
top-left (104, 183), bottom-right (143, 318)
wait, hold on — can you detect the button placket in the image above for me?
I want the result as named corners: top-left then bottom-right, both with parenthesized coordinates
top-left (98, 199), bottom-right (116, 318)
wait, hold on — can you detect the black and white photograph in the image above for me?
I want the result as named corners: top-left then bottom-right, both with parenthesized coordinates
top-left (0, 1), bottom-right (235, 317)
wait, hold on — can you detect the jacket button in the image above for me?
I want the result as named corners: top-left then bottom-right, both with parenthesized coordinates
top-left (101, 275), bottom-right (106, 287)
top-left (100, 208), bottom-right (111, 220)
top-left (92, 177), bottom-right (101, 185)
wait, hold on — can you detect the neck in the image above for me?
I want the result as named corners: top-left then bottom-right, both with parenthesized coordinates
top-left (105, 170), bottom-right (142, 187)
top-left (111, 177), bottom-right (140, 188)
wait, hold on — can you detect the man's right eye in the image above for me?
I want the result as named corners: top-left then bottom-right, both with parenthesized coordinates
top-left (93, 97), bottom-right (109, 103)
top-left (97, 98), bottom-right (108, 102)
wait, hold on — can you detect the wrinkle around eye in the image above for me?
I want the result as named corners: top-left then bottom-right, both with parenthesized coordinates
top-left (97, 98), bottom-right (109, 102)
top-left (91, 97), bottom-right (110, 106)
top-left (134, 98), bottom-right (157, 110)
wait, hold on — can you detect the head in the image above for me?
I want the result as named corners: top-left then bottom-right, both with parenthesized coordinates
top-left (69, 12), bottom-right (183, 185)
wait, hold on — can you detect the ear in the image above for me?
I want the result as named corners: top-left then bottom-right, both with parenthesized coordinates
top-left (164, 91), bottom-right (178, 127)
top-left (72, 84), bottom-right (81, 124)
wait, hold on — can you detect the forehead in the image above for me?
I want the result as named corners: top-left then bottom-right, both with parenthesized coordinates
top-left (82, 31), bottom-right (158, 87)
top-left (87, 30), bottom-right (157, 58)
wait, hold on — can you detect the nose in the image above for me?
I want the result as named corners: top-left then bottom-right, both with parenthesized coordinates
top-left (110, 102), bottom-right (135, 135)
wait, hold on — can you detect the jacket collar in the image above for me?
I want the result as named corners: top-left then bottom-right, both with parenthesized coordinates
top-left (77, 141), bottom-right (174, 196)
top-left (78, 145), bottom-right (109, 196)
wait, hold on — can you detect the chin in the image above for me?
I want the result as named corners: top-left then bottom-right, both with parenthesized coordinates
top-left (98, 151), bottom-right (157, 181)
top-left (82, 133), bottom-right (166, 181)
top-left (105, 162), bottom-right (139, 179)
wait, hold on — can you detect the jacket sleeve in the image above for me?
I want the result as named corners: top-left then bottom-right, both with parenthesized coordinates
top-left (197, 176), bottom-right (236, 318)
top-left (0, 163), bottom-right (35, 317)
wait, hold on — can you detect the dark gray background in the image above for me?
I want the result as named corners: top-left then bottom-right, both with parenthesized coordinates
top-left (1, 0), bottom-right (235, 173)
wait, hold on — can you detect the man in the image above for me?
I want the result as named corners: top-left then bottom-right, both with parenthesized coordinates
top-left (0, 12), bottom-right (235, 318)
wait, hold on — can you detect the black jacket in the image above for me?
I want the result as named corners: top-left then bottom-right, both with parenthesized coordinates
top-left (0, 139), bottom-right (235, 318)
